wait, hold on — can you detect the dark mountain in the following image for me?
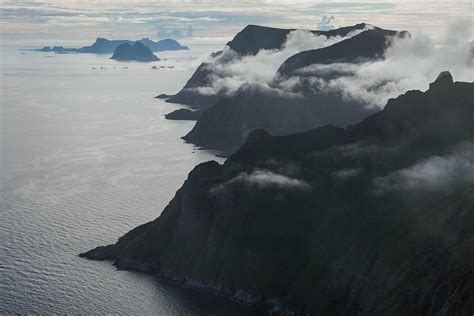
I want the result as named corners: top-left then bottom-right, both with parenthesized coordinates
top-left (277, 27), bottom-right (408, 76)
top-left (182, 26), bottom-right (406, 151)
top-left (80, 73), bottom-right (474, 315)
top-left (34, 38), bottom-right (188, 54)
top-left (183, 82), bottom-right (374, 151)
top-left (111, 42), bottom-right (159, 62)
top-left (163, 23), bottom-right (370, 109)
top-left (227, 23), bottom-right (370, 55)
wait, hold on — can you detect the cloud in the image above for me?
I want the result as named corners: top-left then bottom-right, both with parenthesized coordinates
top-left (1, 1), bottom-right (472, 46)
top-left (192, 26), bottom-right (368, 96)
top-left (374, 142), bottom-right (474, 193)
top-left (290, 18), bottom-right (473, 108)
top-left (316, 15), bottom-right (335, 31)
top-left (212, 170), bottom-right (310, 193)
top-left (193, 19), bottom-right (472, 109)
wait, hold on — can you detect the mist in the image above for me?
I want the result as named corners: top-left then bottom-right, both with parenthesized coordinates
top-left (195, 19), bottom-right (472, 109)
top-left (290, 18), bottom-right (473, 108)
top-left (193, 26), bottom-right (369, 96)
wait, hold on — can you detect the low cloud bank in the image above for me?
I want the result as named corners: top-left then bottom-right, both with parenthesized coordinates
top-left (374, 142), bottom-right (474, 193)
top-left (193, 27), bottom-right (368, 96)
top-left (195, 19), bottom-right (472, 108)
top-left (212, 170), bottom-right (310, 193)
top-left (291, 18), bottom-right (473, 108)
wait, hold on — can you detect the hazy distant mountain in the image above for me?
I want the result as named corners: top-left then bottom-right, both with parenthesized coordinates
top-left (183, 25), bottom-right (406, 151)
top-left (163, 23), bottom-right (370, 109)
top-left (111, 42), bottom-right (159, 62)
top-left (35, 38), bottom-right (188, 54)
top-left (81, 72), bottom-right (474, 315)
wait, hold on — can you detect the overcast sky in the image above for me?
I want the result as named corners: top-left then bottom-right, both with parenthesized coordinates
top-left (1, 0), bottom-right (472, 46)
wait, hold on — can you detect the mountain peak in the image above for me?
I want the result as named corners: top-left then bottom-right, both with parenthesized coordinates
top-left (429, 71), bottom-right (454, 90)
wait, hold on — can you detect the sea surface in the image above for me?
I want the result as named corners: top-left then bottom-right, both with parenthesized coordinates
top-left (0, 46), bottom-right (259, 315)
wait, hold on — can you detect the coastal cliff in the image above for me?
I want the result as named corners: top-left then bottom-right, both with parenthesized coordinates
top-left (81, 72), bottom-right (474, 314)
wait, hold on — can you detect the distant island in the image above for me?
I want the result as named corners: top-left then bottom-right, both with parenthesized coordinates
top-left (35, 38), bottom-right (188, 54)
top-left (111, 42), bottom-right (159, 62)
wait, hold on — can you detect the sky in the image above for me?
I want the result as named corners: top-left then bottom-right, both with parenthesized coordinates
top-left (0, 0), bottom-right (473, 47)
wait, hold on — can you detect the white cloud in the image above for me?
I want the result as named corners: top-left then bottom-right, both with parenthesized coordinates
top-left (212, 169), bottom-right (310, 193)
top-left (193, 26), bottom-right (368, 96)
top-left (291, 18), bottom-right (473, 108)
top-left (374, 142), bottom-right (474, 193)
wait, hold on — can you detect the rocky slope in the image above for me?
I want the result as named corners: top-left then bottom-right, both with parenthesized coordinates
top-left (81, 72), bottom-right (474, 315)
top-left (111, 42), bottom-right (159, 62)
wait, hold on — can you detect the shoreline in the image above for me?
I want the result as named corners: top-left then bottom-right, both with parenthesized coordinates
top-left (79, 253), bottom-right (295, 315)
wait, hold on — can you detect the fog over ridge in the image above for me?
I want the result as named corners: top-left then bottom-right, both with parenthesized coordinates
top-left (195, 19), bottom-right (473, 109)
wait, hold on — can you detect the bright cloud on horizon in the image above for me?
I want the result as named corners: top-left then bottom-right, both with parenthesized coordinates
top-left (0, 0), bottom-right (472, 46)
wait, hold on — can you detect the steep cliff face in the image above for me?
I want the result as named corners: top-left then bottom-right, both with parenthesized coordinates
top-left (81, 73), bottom-right (474, 314)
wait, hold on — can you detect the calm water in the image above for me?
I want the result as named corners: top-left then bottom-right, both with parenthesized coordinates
top-left (0, 47), bottom-right (259, 315)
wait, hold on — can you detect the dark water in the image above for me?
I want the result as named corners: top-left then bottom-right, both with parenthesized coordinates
top-left (0, 47), bottom-right (259, 315)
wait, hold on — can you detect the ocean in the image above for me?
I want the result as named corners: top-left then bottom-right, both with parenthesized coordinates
top-left (0, 46), bottom-right (259, 315)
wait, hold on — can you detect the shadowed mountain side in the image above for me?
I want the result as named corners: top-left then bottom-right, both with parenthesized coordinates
top-left (164, 23), bottom-right (370, 109)
top-left (183, 84), bottom-right (375, 151)
top-left (81, 73), bottom-right (474, 315)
